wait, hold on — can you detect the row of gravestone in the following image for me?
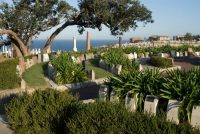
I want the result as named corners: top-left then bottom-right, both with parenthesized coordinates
top-left (99, 85), bottom-right (200, 127)
top-left (16, 53), bottom-right (50, 77)
top-left (99, 59), bottom-right (122, 75)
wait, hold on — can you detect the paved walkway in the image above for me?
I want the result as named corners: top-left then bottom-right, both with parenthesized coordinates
top-left (0, 115), bottom-right (12, 134)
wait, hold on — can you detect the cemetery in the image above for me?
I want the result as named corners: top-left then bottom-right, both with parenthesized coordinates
top-left (1, 44), bottom-right (200, 133)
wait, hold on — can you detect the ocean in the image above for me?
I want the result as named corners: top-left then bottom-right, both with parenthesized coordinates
top-left (31, 39), bottom-right (129, 51)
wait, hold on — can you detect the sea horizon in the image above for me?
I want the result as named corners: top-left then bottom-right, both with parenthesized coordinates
top-left (31, 39), bottom-right (129, 51)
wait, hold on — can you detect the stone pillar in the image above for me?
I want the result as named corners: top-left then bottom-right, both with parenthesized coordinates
top-left (119, 36), bottom-right (122, 48)
top-left (86, 32), bottom-right (90, 51)
top-left (73, 36), bottom-right (77, 52)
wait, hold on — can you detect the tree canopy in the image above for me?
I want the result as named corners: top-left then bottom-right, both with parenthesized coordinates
top-left (0, 0), bottom-right (72, 56)
top-left (43, 0), bottom-right (153, 52)
top-left (0, 0), bottom-right (153, 56)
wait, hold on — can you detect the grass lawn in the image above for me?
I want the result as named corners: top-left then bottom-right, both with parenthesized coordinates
top-left (86, 59), bottom-right (113, 79)
top-left (22, 63), bottom-right (48, 88)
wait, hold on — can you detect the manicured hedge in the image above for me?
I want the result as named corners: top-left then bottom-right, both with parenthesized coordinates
top-left (5, 90), bottom-right (76, 134)
top-left (150, 56), bottom-right (173, 68)
top-left (0, 59), bottom-right (20, 90)
top-left (5, 90), bottom-right (200, 134)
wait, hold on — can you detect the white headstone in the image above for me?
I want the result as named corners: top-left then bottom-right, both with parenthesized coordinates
top-left (191, 106), bottom-right (200, 127)
top-left (116, 64), bottom-right (122, 75)
top-left (35, 49), bottom-right (38, 55)
top-left (125, 94), bottom-right (137, 112)
top-left (127, 53), bottom-right (134, 60)
top-left (73, 36), bottom-right (77, 52)
top-left (71, 56), bottom-right (76, 62)
top-left (195, 52), bottom-right (200, 56)
top-left (144, 95), bottom-right (159, 114)
top-left (167, 100), bottom-right (180, 124)
top-left (176, 52), bottom-right (180, 57)
top-left (38, 48), bottom-right (41, 54)
top-left (133, 52), bottom-right (138, 59)
top-left (184, 51), bottom-right (188, 57)
top-left (43, 53), bottom-right (49, 62)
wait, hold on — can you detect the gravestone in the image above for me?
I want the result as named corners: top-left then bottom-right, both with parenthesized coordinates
top-left (76, 55), bottom-right (85, 63)
top-left (188, 48), bottom-right (193, 53)
top-left (160, 53), bottom-right (165, 58)
top-left (91, 70), bottom-right (95, 80)
top-left (32, 56), bottom-right (38, 64)
top-left (167, 100), bottom-right (180, 124)
top-left (125, 94), bottom-right (137, 112)
top-left (116, 64), bottom-right (122, 75)
top-left (184, 51), bottom-right (188, 57)
top-left (127, 53), bottom-right (134, 60)
top-left (110, 64), bottom-right (115, 73)
top-left (133, 52), bottom-right (138, 59)
top-left (21, 79), bottom-right (26, 90)
top-left (85, 53), bottom-right (94, 60)
top-left (99, 85), bottom-right (108, 101)
top-left (170, 50), bottom-right (176, 57)
top-left (99, 59), bottom-right (106, 69)
top-left (47, 63), bottom-right (57, 79)
top-left (195, 52), bottom-right (200, 56)
top-left (71, 56), bottom-right (76, 62)
top-left (110, 90), bottom-right (119, 102)
top-left (145, 52), bottom-right (149, 58)
top-left (144, 95), bottom-right (159, 114)
top-left (176, 52), bottom-right (180, 57)
top-left (139, 53), bottom-right (145, 58)
top-left (37, 54), bottom-right (42, 63)
top-left (139, 64), bottom-right (143, 71)
top-left (179, 52), bottom-right (183, 57)
top-left (43, 53), bottom-right (49, 62)
top-left (191, 106), bottom-right (200, 127)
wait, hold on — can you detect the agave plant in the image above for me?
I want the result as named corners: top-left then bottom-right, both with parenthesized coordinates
top-left (160, 68), bottom-right (200, 123)
top-left (106, 71), bottom-right (139, 103)
top-left (128, 69), bottom-right (162, 112)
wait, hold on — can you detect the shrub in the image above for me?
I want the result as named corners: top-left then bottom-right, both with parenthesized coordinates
top-left (150, 56), bottom-right (173, 68)
top-left (51, 52), bottom-right (87, 84)
top-left (5, 89), bottom-right (76, 134)
top-left (67, 102), bottom-right (200, 134)
top-left (102, 48), bottom-right (139, 71)
top-left (0, 59), bottom-right (20, 90)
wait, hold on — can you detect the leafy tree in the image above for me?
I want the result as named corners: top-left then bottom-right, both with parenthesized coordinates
top-left (184, 33), bottom-right (193, 41)
top-left (43, 0), bottom-right (153, 52)
top-left (0, 0), bottom-right (72, 56)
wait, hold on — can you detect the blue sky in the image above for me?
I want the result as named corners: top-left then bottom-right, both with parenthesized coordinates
top-left (1, 0), bottom-right (200, 40)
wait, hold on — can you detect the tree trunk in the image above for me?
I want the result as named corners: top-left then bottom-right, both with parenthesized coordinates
top-left (26, 34), bottom-right (33, 53)
top-left (43, 21), bottom-right (76, 53)
top-left (12, 43), bottom-right (23, 58)
top-left (0, 29), bottom-right (28, 56)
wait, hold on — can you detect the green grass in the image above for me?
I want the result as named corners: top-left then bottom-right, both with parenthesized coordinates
top-left (86, 59), bottom-right (113, 79)
top-left (22, 63), bottom-right (48, 88)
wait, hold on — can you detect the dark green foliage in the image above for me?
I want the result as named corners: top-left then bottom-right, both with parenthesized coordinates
top-left (0, 59), bottom-right (20, 90)
top-left (150, 56), bottom-right (173, 68)
top-left (51, 52), bottom-right (87, 84)
top-left (5, 89), bottom-right (76, 134)
top-left (67, 102), bottom-right (200, 134)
